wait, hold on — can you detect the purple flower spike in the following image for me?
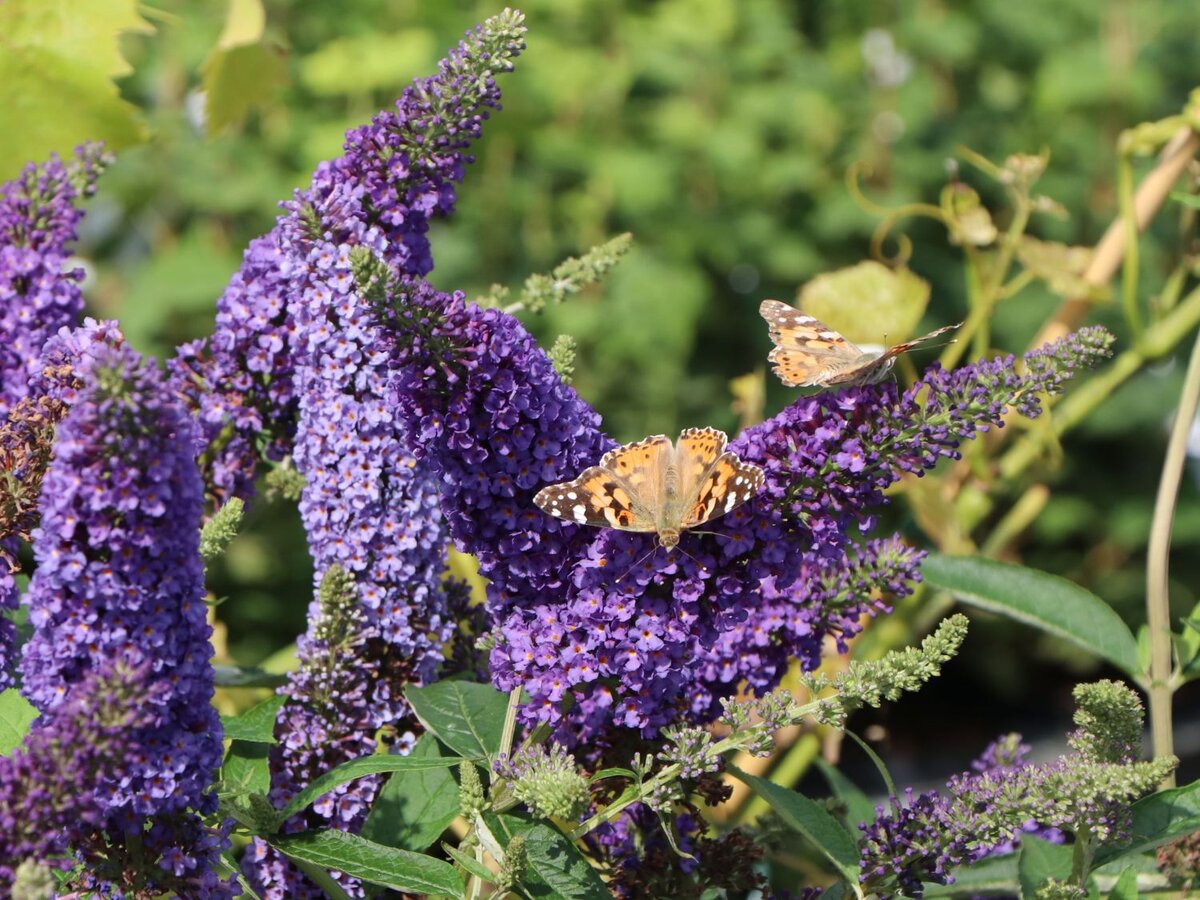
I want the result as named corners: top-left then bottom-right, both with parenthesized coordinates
top-left (0, 144), bottom-right (107, 420)
top-left (387, 280), bottom-right (1112, 744)
top-left (0, 659), bottom-right (234, 898)
top-left (171, 11), bottom-right (527, 504)
top-left (17, 321), bottom-right (233, 897)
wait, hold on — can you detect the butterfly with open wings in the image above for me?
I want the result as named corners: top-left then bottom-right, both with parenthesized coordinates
top-left (759, 299), bottom-right (961, 388)
top-left (533, 427), bottom-right (764, 551)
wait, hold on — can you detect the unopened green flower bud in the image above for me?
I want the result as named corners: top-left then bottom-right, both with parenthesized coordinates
top-left (12, 860), bottom-right (55, 900)
top-left (460, 761), bottom-right (486, 818)
top-left (500, 743), bottom-right (589, 821)
top-left (496, 833), bottom-right (527, 893)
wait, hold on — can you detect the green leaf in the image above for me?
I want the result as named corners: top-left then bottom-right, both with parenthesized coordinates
top-left (202, 42), bottom-right (288, 135)
top-left (589, 767), bottom-right (639, 784)
top-left (220, 695), bottom-right (285, 744)
top-left (1170, 191), bottom-right (1200, 210)
top-left (278, 753), bottom-right (461, 823)
top-left (926, 854), bottom-right (1018, 897)
top-left (0, 689), bottom-right (37, 755)
top-left (0, 0), bottom-right (151, 177)
top-left (222, 739), bottom-right (271, 797)
top-left (521, 823), bottom-right (611, 900)
top-left (199, 0), bottom-right (288, 134)
top-left (814, 759), bottom-right (877, 832)
top-left (1017, 833), bottom-right (1073, 900)
top-left (1093, 779), bottom-right (1200, 866)
top-left (798, 260), bottom-right (930, 345)
top-left (442, 841), bottom-right (495, 881)
top-left (922, 554), bottom-right (1141, 677)
top-left (267, 829), bottom-right (462, 896)
top-left (405, 680), bottom-right (509, 762)
top-left (213, 664), bottom-right (290, 689)
top-left (728, 764), bottom-right (859, 883)
top-left (1106, 867), bottom-right (1138, 900)
top-left (361, 735), bottom-right (460, 852)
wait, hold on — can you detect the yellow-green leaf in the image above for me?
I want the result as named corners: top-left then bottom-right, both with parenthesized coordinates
top-left (797, 261), bottom-right (930, 346)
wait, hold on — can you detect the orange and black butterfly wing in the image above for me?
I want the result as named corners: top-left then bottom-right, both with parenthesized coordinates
top-left (758, 299), bottom-right (863, 387)
top-left (533, 435), bottom-right (670, 532)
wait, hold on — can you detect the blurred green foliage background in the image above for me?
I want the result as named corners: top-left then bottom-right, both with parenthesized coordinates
top-left (7, 0), bottom-right (1200, 742)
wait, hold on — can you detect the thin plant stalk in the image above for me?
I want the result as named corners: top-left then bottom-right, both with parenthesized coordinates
top-left (1144, 328), bottom-right (1200, 784)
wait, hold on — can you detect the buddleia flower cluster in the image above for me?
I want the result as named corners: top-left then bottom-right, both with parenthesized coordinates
top-left (859, 680), bottom-right (1176, 897)
top-left (235, 14), bottom-right (528, 895)
top-left (170, 9), bottom-right (527, 503)
top-left (13, 322), bottom-right (233, 898)
top-left (0, 143), bottom-right (106, 419)
top-left (0, 144), bottom-right (104, 692)
top-left (383, 272), bottom-right (1113, 747)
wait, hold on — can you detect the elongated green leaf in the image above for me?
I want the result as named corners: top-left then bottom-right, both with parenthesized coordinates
top-left (278, 754), bottom-right (460, 823)
top-left (926, 854), bottom-right (1018, 897)
top-left (589, 767), bottom-right (638, 784)
top-left (220, 695), bottom-right (285, 743)
top-left (268, 829), bottom-right (462, 895)
top-left (405, 680), bottom-right (508, 761)
top-left (0, 689), bottom-right (37, 755)
top-left (922, 554), bottom-right (1140, 676)
top-left (1017, 834), bottom-right (1072, 900)
top-left (814, 759), bottom-right (877, 832)
top-left (362, 735), bottom-right (459, 852)
top-left (222, 740), bottom-right (271, 797)
top-left (728, 765), bottom-right (859, 883)
top-left (1106, 867), bottom-right (1138, 900)
top-left (521, 824), bottom-right (611, 900)
top-left (1171, 191), bottom-right (1200, 210)
top-left (1094, 780), bottom-right (1200, 866)
top-left (442, 842), bottom-right (494, 881)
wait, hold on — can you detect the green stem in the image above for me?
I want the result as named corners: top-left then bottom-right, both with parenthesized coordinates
top-left (567, 697), bottom-right (827, 841)
top-left (941, 197), bottom-right (1031, 370)
top-left (1144, 328), bottom-right (1200, 783)
top-left (1000, 283), bottom-right (1200, 480)
top-left (499, 688), bottom-right (521, 761)
top-left (1119, 155), bottom-right (1144, 341)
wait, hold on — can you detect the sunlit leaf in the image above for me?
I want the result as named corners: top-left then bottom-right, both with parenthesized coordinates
top-left (922, 554), bottom-right (1141, 677)
top-left (797, 261), bottom-right (930, 345)
top-left (1017, 833), bottom-right (1072, 899)
top-left (405, 680), bottom-right (508, 762)
top-left (220, 694), bottom-right (285, 743)
top-left (0, 0), bottom-right (150, 177)
top-left (361, 735), bottom-right (460, 852)
top-left (278, 753), bottom-right (461, 823)
top-left (268, 829), bottom-right (462, 895)
top-left (728, 765), bottom-right (859, 883)
top-left (0, 689), bottom-right (37, 755)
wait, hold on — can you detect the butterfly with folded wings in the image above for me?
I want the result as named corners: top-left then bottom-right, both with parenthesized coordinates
top-left (759, 299), bottom-right (961, 388)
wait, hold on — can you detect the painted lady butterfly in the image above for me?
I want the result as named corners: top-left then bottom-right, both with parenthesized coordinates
top-left (533, 427), bottom-right (765, 550)
top-left (759, 299), bottom-right (960, 388)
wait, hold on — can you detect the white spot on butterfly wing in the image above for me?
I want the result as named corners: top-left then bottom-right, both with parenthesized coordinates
top-left (572, 504), bottom-right (587, 522)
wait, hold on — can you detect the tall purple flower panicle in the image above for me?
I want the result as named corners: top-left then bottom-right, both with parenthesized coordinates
top-left (860, 682), bottom-right (1173, 897)
top-left (0, 144), bottom-right (106, 420)
top-left (242, 247), bottom-right (455, 897)
top-left (170, 11), bottom-right (527, 504)
top-left (388, 284), bottom-right (1113, 743)
top-left (18, 323), bottom-right (233, 897)
top-left (0, 658), bottom-right (231, 897)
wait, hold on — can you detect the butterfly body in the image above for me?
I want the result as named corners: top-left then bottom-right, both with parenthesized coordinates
top-left (533, 427), bottom-right (764, 551)
top-left (759, 299), bottom-right (960, 388)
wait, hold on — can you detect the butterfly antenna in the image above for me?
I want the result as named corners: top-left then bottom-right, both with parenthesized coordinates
top-left (674, 542), bottom-right (710, 574)
top-left (615, 545), bottom-right (660, 584)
